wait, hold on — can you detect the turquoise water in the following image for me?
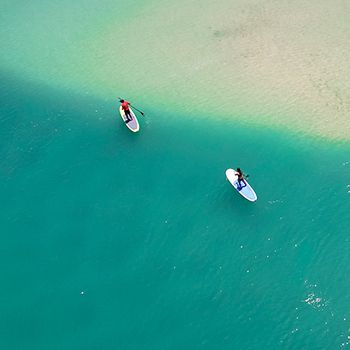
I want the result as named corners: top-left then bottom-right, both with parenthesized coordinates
top-left (1, 73), bottom-right (350, 349)
top-left (2, 0), bottom-right (350, 348)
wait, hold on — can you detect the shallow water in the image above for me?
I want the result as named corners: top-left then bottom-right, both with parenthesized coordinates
top-left (2, 0), bottom-right (350, 138)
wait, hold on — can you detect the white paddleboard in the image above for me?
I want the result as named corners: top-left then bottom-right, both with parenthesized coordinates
top-left (119, 106), bottom-right (140, 133)
top-left (225, 168), bottom-right (257, 202)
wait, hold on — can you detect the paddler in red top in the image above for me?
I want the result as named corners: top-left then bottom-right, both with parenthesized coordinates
top-left (120, 99), bottom-right (132, 123)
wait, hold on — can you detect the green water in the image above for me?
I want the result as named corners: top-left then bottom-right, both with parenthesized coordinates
top-left (1, 72), bottom-right (350, 349)
top-left (1, 1), bottom-right (350, 349)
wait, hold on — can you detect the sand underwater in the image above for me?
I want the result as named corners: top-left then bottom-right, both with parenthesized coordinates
top-left (1, 0), bottom-right (350, 349)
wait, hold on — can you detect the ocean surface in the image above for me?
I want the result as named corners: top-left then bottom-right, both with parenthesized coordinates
top-left (1, 1), bottom-right (350, 349)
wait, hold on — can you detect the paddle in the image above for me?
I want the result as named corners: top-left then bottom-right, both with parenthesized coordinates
top-left (118, 97), bottom-right (145, 116)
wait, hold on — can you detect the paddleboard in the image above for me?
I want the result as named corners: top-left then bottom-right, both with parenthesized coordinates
top-left (225, 168), bottom-right (257, 202)
top-left (119, 106), bottom-right (139, 132)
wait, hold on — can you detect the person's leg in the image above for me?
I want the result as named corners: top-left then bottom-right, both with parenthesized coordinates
top-left (126, 110), bottom-right (132, 121)
top-left (238, 179), bottom-right (246, 189)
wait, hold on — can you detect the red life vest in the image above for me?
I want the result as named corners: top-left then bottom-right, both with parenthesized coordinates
top-left (121, 101), bottom-right (130, 111)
